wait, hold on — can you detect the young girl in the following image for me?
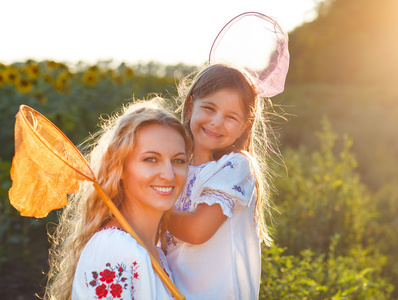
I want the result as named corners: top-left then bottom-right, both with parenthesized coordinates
top-left (166, 63), bottom-right (276, 299)
top-left (44, 99), bottom-right (191, 300)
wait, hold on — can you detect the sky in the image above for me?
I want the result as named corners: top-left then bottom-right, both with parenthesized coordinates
top-left (1, 0), bottom-right (319, 66)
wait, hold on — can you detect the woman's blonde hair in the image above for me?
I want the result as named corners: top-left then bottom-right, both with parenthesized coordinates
top-left (44, 98), bottom-right (191, 300)
top-left (178, 63), bottom-right (278, 245)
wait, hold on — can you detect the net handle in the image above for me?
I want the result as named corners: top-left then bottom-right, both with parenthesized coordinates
top-left (93, 181), bottom-right (186, 300)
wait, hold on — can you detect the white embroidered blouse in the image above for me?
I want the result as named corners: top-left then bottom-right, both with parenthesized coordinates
top-left (72, 227), bottom-right (174, 299)
top-left (165, 152), bottom-right (261, 300)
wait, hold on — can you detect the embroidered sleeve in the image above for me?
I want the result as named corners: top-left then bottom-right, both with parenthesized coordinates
top-left (85, 260), bottom-right (145, 299)
top-left (194, 189), bottom-right (236, 218)
top-left (196, 153), bottom-right (256, 214)
top-left (73, 230), bottom-right (163, 299)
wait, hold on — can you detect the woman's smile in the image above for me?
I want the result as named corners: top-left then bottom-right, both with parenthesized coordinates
top-left (151, 185), bottom-right (174, 195)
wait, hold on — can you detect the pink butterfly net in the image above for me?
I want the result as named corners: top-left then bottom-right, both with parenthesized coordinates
top-left (209, 12), bottom-right (289, 97)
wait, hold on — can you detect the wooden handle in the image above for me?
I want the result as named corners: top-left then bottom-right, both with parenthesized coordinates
top-left (93, 181), bottom-right (185, 300)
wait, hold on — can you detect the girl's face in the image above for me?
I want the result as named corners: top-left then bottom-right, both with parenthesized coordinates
top-left (121, 124), bottom-right (188, 214)
top-left (187, 89), bottom-right (250, 164)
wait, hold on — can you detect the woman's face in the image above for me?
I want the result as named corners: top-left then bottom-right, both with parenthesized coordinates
top-left (121, 124), bottom-right (188, 214)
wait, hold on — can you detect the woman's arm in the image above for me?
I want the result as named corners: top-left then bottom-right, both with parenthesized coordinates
top-left (168, 203), bottom-right (228, 245)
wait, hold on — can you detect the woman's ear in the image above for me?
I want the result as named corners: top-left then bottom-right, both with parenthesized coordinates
top-left (185, 96), bottom-right (194, 119)
top-left (120, 164), bottom-right (126, 180)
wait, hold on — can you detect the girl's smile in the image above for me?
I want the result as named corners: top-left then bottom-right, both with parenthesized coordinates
top-left (202, 127), bottom-right (222, 138)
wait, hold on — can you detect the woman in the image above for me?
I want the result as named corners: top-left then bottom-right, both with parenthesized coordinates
top-left (44, 98), bottom-right (191, 300)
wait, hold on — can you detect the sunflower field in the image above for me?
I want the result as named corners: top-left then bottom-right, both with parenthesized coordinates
top-left (1, 59), bottom-right (397, 299)
top-left (0, 60), bottom-right (190, 163)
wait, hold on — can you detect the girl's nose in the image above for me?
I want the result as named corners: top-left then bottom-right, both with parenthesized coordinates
top-left (211, 113), bottom-right (223, 127)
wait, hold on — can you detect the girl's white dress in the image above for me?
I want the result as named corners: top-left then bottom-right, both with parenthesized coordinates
top-left (166, 152), bottom-right (261, 300)
top-left (72, 227), bottom-right (174, 299)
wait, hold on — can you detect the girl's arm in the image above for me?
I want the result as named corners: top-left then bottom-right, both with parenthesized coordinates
top-left (168, 153), bottom-right (254, 245)
top-left (168, 203), bottom-right (228, 245)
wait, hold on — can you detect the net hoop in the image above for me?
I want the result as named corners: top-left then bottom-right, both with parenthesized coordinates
top-left (19, 105), bottom-right (94, 181)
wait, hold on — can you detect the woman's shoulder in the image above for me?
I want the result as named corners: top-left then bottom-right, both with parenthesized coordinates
top-left (84, 227), bottom-right (147, 259)
top-left (91, 226), bottom-right (135, 244)
top-left (73, 227), bottom-right (166, 300)
top-left (93, 226), bottom-right (131, 240)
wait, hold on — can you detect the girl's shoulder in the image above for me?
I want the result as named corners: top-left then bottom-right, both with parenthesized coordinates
top-left (222, 151), bottom-right (251, 161)
top-left (194, 152), bottom-right (253, 180)
top-left (191, 151), bottom-right (256, 211)
top-left (200, 152), bottom-right (255, 190)
top-left (215, 151), bottom-right (253, 171)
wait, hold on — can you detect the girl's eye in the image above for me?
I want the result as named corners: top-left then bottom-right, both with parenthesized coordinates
top-left (144, 157), bottom-right (157, 163)
top-left (227, 115), bottom-right (238, 121)
top-left (204, 106), bottom-right (215, 112)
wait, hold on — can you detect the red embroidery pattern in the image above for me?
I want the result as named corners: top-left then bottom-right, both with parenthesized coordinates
top-left (87, 261), bottom-right (139, 299)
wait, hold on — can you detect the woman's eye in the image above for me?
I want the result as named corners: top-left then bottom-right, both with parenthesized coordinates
top-left (173, 158), bottom-right (186, 164)
top-left (144, 157), bottom-right (157, 163)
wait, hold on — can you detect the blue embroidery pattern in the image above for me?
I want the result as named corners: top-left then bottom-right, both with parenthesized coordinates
top-left (222, 161), bottom-right (236, 169)
top-left (165, 231), bottom-right (178, 250)
top-left (175, 174), bottom-right (197, 211)
top-left (232, 185), bottom-right (245, 196)
top-left (201, 189), bottom-right (235, 211)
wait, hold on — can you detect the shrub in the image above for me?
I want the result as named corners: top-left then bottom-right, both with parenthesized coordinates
top-left (272, 118), bottom-right (375, 255)
top-left (260, 238), bottom-right (393, 299)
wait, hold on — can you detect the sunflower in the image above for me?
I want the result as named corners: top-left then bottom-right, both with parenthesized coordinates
top-left (43, 73), bottom-right (53, 84)
top-left (26, 62), bottom-right (40, 79)
top-left (88, 65), bottom-right (99, 72)
top-left (16, 78), bottom-right (34, 94)
top-left (45, 60), bottom-right (58, 70)
top-left (3, 67), bottom-right (19, 85)
top-left (124, 67), bottom-right (134, 78)
top-left (0, 70), bottom-right (4, 87)
top-left (55, 71), bottom-right (69, 91)
top-left (82, 69), bottom-right (99, 86)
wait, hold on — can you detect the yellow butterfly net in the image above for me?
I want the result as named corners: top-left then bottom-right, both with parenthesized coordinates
top-left (9, 105), bottom-right (93, 218)
top-left (8, 105), bottom-right (185, 300)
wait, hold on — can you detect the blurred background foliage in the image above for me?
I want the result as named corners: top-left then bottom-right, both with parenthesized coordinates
top-left (1, 0), bottom-right (397, 298)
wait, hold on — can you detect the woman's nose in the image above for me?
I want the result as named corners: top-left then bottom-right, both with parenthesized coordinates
top-left (159, 162), bottom-right (175, 181)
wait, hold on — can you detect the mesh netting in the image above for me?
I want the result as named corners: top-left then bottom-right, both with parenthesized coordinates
top-left (209, 12), bottom-right (289, 97)
top-left (9, 105), bottom-right (94, 218)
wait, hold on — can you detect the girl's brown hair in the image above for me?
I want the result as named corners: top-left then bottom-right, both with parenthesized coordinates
top-left (178, 63), bottom-right (276, 244)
